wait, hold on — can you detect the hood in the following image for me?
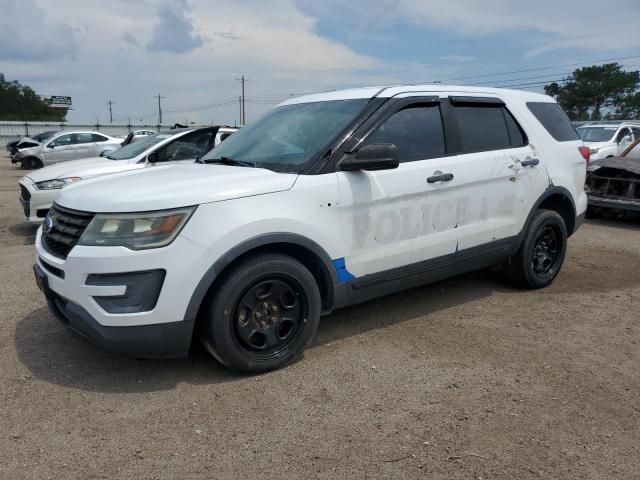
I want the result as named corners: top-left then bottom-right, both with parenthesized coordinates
top-left (589, 156), bottom-right (640, 176)
top-left (25, 157), bottom-right (140, 183)
top-left (56, 163), bottom-right (298, 212)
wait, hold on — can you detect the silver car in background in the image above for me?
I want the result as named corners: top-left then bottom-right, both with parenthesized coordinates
top-left (13, 131), bottom-right (123, 169)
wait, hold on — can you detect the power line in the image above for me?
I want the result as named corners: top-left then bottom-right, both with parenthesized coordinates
top-left (472, 63), bottom-right (640, 87)
top-left (438, 55), bottom-right (640, 83)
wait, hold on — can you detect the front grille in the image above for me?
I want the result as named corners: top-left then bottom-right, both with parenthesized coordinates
top-left (587, 171), bottom-right (640, 200)
top-left (42, 204), bottom-right (95, 259)
top-left (20, 184), bottom-right (31, 202)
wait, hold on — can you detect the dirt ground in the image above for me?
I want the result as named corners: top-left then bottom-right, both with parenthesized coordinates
top-left (0, 152), bottom-right (638, 480)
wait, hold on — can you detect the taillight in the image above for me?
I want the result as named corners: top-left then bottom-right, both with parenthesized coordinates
top-left (578, 146), bottom-right (590, 166)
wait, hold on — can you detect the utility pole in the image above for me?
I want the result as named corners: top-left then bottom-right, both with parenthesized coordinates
top-left (235, 75), bottom-right (248, 124)
top-left (238, 95), bottom-right (242, 126)
top-left (154, 94), bottom-right (165, 125)
top-left (107, 100), bottom-right (114, 123)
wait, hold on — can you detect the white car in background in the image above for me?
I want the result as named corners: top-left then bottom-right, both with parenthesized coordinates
top-left (13, 131), bottom-right (124, 169)
top-left (576, 122), bottom-right (640, 161)
top-left (19, 126), bottom-right (237, 222)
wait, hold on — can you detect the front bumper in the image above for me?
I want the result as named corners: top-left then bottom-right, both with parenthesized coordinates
top-left (18, 178), bottom-right (58, 222)
top-left (35, 264), bottom-right (194, 358)
top-left (588, 194), bottom-right (640, 212)
top-left (34, 228), bottom-right (212, 357)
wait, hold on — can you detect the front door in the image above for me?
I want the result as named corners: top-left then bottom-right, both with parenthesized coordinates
top-left (337, 98), bottom-right (459, 279)
top-left (44, 133), bottom-right (79, 164)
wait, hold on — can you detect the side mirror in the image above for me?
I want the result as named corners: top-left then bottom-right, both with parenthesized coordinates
top-left (620, 135), bottom-right (632, 145)
top-left (47, 143), bottom-right (55, 149)
top-left (146, 151), bottom-right (159, 164)
top-left (338, 143), bottom-right (399, 172)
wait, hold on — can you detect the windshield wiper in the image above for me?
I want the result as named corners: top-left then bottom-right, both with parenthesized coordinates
top-left (203, 156), bottom-right (254, 167)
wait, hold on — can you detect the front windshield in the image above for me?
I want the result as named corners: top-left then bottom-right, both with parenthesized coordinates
top-left (106, 132), bottom-right (174, 160)
top-left (577, 127), bottom-right (617, 142)
top-left (32, 131), bottom-right (57, 142)
top-left (201, 99), bottom-right (369, 172)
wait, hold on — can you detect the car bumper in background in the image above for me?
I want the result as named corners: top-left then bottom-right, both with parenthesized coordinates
top-left (18, 179), bottom-right (58, 222)
top-left (588, 194), bottom-right (640, 212)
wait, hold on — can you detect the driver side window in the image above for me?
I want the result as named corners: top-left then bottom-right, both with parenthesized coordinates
top-left (363, 104), bottom-right (445, 163)
top-left (161, 130), bottom-right (214, 162)
top-left (50, 134), bottom-right (75, 147)
top-left (616, 128), bottom-right (630, 143)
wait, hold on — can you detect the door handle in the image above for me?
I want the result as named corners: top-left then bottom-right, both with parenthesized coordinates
top-left (427, 172), bottom-right (454, 183)
top-left (521, 158), bottom-right (540, 167)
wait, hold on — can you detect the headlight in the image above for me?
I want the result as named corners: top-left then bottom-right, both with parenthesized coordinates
top-left (77, 207), bottom-right (196, 250)
top-left (35, 177), bottom-right (82, 190)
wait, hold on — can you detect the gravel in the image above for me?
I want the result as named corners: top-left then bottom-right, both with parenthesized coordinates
top-left (0, 153), bottom-right (638, 479)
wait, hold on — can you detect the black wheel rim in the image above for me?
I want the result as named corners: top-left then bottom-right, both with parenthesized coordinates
top-left (531, 225), bottom-right (561, 276)
top-left (232, 277), bottom-right (306, 357)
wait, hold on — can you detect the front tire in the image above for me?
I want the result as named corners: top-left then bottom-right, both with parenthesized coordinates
top-left (202, 253), bottom-right (321, 373)
top-left (24, 157), bottom-right (43, 169)
top-left (503, 209), bottom-right (568, 289)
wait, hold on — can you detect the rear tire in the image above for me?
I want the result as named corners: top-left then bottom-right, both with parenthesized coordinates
top-left (502, 209), bottom-right (567, 289)
top-left (24, 157), bottom-right (43, 170)
top-left (201, 253), bottom-right (321, 373)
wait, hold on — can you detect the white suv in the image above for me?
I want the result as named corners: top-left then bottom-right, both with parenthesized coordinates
top-left (577, 122), bottom-right (640, 160)
top-left (33, 85), bottom-right (589, 372)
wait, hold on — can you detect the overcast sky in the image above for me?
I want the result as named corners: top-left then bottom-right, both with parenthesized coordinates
top-left (1, 0), bottom-right (639, 125)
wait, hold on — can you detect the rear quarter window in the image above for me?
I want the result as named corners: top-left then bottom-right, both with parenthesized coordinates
top-left (527, 102), bottom-right (579, 142)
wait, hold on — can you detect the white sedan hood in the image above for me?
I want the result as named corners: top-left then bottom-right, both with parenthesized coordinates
top-left (56, 163), bottom-right (298, 212)
top-left (25, 157), bottom-right (141, 183)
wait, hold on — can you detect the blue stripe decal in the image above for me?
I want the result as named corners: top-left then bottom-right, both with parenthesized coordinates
top-left (332, 257), bottom-right (355, 283)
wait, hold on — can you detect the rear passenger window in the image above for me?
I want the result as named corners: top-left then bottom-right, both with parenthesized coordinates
top-left (453, 105), bottom-right (513, 152)
top-left (503, 109), bottom-right (526, 147)
top-left (364, 104), bottom-right (445, 162)
top-left (527, 102), bottom-right (579, 142)
top-left (92, 134), bottom-right (108, 142)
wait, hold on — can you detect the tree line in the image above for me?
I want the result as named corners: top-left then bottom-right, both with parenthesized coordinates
top-left (0, 73), bottom-right (66, 122)
top-left (544, 63), bottom-right (639, 121)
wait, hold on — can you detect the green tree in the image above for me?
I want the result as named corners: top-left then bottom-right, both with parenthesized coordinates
top-left (615, 92), bottom-right (640, 119)
top-left (0, 73), bottom-right (67, 121)
top-left (544, 63), bottom-right (639, 121)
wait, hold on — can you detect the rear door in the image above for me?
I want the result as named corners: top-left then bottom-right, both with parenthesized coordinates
top-left (445, 97), bottom-right (548, 248)
top-left (73, 133), bottom-right (98, 159)
top-left (337, 97), bottom-right (458, 278)
top-left (90, 133), bottom-right (110, 155)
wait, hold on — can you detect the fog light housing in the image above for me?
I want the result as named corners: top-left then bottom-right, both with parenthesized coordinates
top-left (86, 269), bottom-right (166, 314)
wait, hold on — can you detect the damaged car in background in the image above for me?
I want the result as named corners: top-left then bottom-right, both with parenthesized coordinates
top-left (586, 139), bottom-right (640, 215)
top-left (7, 130), bottom-right (59, 162)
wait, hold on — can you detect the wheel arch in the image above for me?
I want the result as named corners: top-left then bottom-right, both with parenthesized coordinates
top-left (22, 156), bottom-right (43, 169)
top-left (529, 186), bottom-right (577, 236)
top-left (184, 233), bottom-right (339, 325)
